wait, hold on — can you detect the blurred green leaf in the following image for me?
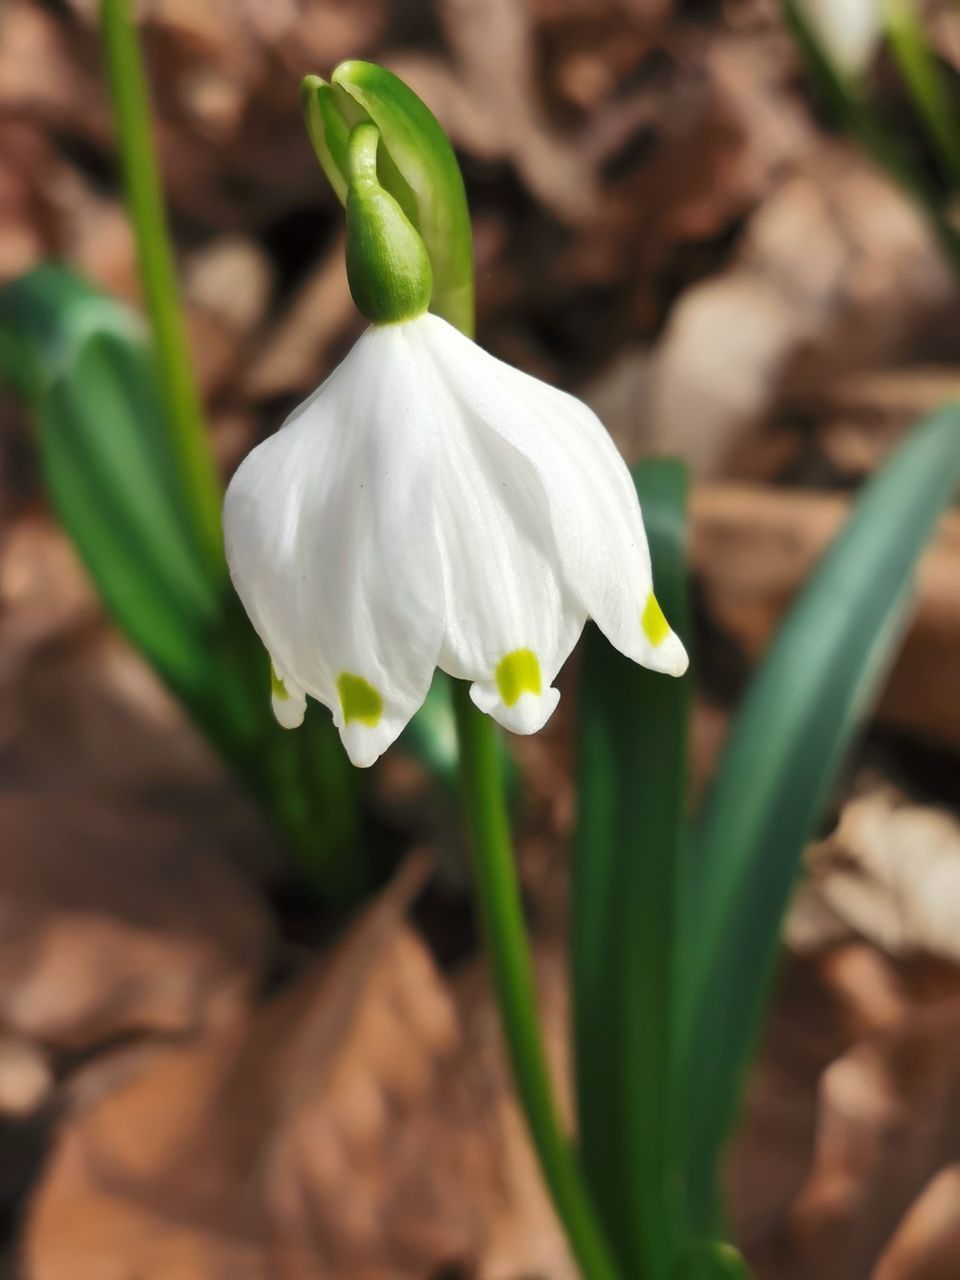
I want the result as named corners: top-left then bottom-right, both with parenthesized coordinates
top-left (1, 267), bottom-right (217, 677)
top-left (573, 459), bottom-right (692, 1280)
top-left (0, 264), bottom-right (367, 899)
top-left (672, 1241), bottom-right (752, 1280)
top-left (884, 0), bottom-right (960, 183)
top-left (783, 0), bottom-right (960, 264)
top-left (677, 405), bottom-right (960, 1226)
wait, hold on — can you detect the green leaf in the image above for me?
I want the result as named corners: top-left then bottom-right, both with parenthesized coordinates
top-left (677, 406), bottom-right (960, 1226)
top-left (1, 267), bottom-right (218, 678)
top-left (0, 265), bottom-right (365, 900)
top-left (573, 459), bottom-right (692, 1280)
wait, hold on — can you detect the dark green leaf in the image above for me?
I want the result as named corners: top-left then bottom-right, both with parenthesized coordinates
top-left (677, 406), bottom-right (960, 1225)
top-left (573, 459), bottom-right (692, 1280)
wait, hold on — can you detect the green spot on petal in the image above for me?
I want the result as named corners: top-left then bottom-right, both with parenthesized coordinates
top-left (271, 665), bottom-right (289, 701)
top-left (642, 591), bottom-right (670, 647)
top-left (337, 672), bottom-right (384, 727)
top-left (495, 649), bottom-right (542, 707)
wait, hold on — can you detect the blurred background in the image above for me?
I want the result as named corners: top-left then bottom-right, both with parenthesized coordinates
top-left (1, 1), bottom-right (959, 1277)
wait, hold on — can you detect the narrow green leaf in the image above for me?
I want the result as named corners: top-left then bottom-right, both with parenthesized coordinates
top-left (573, 459), bottom-right (692, 1280)
top-left (677, 406), bottom-right (960, 1226)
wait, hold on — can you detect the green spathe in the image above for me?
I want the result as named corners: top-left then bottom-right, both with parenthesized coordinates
top-left (344, 122), bottom-right (433, 325)
top-left (301, 62), bottom-right (474, 335)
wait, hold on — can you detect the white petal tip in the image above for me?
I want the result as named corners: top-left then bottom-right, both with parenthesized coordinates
top-left (339, 716), bottom-right (408, 769)
top-left (656, 633), bottom-right (690, 678)
top-left (636, 595), bottom-right (689, 677)
top-left (272, 690), bottom-right (306, 729)
top-left (341, 737), bottom-right (383, 769)
top-left (470, 681), bottom-right (561, 735)
top-left (641, 631), bottom-right (689, 679)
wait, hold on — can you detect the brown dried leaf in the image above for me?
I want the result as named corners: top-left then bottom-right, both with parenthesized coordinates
top-left (874, 1164), bottom-right (960, 1280)
top-left (24, 862), bottom-right (574, 1280)
top-left (691, 487), bottom-right (960, 744)
top-left (0, 791), bottom-right (272, 1050)
top-left (650, 152), bottom-right (957, 477)
top-left (241, 235), bottom-right (354, 401)
top-left (784, 998), bottom-right (960, 1280)
top-left (789, 790), bottom-right (960, 961)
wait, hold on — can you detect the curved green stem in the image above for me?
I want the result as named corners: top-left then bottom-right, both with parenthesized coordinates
top-left (452, 683), bottom-right (620, 1280)
top-left (100, 0), bottom-right (224, 575)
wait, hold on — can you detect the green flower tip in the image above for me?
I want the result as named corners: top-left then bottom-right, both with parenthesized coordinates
top-left (299, 73), bottom-right (324, 109)
top-left (331, 59), bottom-right (364, 87)
top-left (345, 122), bottom-right (432, 325)
top-left (300, 74), bottom-right (350, 203)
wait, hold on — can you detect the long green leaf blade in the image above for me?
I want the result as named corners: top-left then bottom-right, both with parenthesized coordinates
top-left (678, 406), bottom-right (960, 1226)
top-left (573, 459), bottom-right (692, 1279)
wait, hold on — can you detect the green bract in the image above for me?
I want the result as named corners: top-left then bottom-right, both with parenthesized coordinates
top-left (345, 123), bottom-right (433, 325)
top-left (301, 61), bottom-right (474, 335)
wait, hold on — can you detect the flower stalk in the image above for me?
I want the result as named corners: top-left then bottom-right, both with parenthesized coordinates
top-left (100, 0), bottom-right (224, 576)
top-left (299, 60), bottom-right (623, 1276)
top-left (452, 683), bottom-right (621, 1280)
top-left (399, 76), bottom-right (625, 1278)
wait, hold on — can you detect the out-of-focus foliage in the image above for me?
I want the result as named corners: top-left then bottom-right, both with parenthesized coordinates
top-left (574, 459), bottom-right (691, 1279)
top-left (575, 406), bottom-right (960, 1268)
top-left (678, 405), bottom-right (960, 1226)
top-left (0, 265), bottom-right (369, 896)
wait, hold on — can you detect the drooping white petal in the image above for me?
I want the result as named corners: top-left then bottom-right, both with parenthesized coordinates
top-left (799, 0), bottom-right (882, 77)
top-left (426, 365), bottom-right (586, 732)
top-left (223, 325), bottom-right (445, 766)
top-left (416, 314), bottom-right (688, 680)
top-left (271, 668), bottom-right (306, 730)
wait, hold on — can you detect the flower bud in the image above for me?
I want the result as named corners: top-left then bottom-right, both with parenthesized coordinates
top-left (345, 123), bottom-right (433, 325)
top-left (301, 62), bottom-right (473, 335)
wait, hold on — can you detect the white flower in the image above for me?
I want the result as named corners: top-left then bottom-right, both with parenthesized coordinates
top-left (224, 313), bottom-right (688, 768)
top-left (799, 0), bottom-right (883, 77)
